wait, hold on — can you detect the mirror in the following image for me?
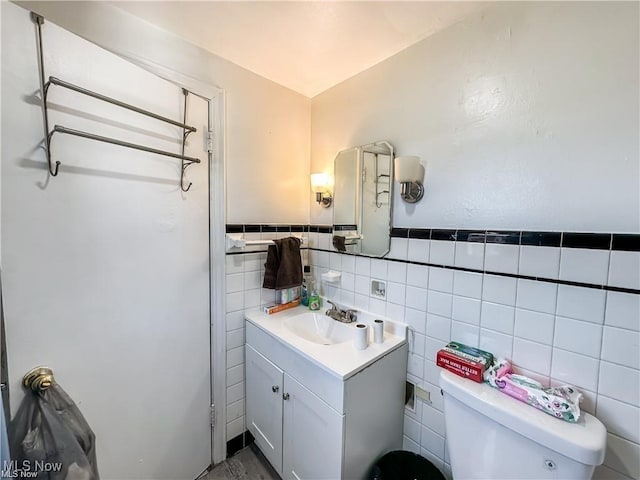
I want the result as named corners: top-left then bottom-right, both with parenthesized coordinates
top-left (332, 141), bottom-right (394, 257)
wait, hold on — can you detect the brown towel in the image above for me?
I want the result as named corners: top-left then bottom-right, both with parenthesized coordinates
top-left (332, 235), bottom-right (346, 252)
top-left (263, 237), bottom-right (303, 289)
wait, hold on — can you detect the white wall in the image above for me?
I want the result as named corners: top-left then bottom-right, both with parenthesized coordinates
top-left (1, 3), bottom-right (211, 477)
top-left (311, 2), bottom-right (639, 233)
top-left (18, 0), bottom-right (311, 225)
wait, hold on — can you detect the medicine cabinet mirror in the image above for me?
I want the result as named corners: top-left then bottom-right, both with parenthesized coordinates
top-left (332, 141), bottom-right (394, 257)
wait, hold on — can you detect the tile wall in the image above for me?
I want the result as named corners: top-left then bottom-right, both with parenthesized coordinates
top-left (225, 225), bottom-right (639, 479)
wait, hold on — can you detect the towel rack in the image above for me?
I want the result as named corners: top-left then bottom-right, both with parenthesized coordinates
top-left (226, 234), bottom-right (306, 250)
top-left (31, 13), bottom-right (200, 189)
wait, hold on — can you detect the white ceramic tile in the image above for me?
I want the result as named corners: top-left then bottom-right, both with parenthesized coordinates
top-left (308, 232), bottom-right (319, 248)
top-left (451, 320), bottom-right (480, 348)
top-left (601, 326), bottom-right (640, 369)
top-left (605, 291), bottom-right (640, 331)
top-left (226, 292), bottom-right (244, 312)
top-left (453, 271), bottom-right (483, 299)
top-left (408, 238), bottom-right (430, 263)
top-left (603, 434), bottom-right (640, 480)
top-left (422, 404), bottom-right (446, 437)
top-left (430, 240), bottom-right (455, 266)
top-left (479, 328), bottom-right (513, 359)
top-left (429, 267), bottom-right (454, 293)
top-left (403, 415), bottom-right (422, 443)
top-left (596, 395), bottom-right (640, 444)
top-left (427, 291), bottom-right (452, 317)
top-left (559, 247), bottom-right (610, 285)
top-left (405, 307), bottom-right (427, 335)
top-left (317, 251), bottom-right (330, 268)
top-left (593, 464), bottom-right (635, 480)
top-left (407, 264), bottom-right (429, 288)
top-left (226, 254), bottom-right (244, 274)
top-left (424, 360), bottom-right (442, 386)
top-left (330, 252), bottom-right (342, 270)
top-left (341, 254), bottom-right (356, 273)
top-left (514, 308), bottom-right (555, 345)
top-left (452, 296), bottom-right (482, 326)
top-left (244, 253), bottom-right (264, 272)
top-left (550, 348), bottom-right (599, 392)
top-left (516, 279), bottom-right (558, 314)
top-left (480, 301), bottom-right (515, 335)
top-left (516, 367), bottom-right (549, 387)
top-left (319, 233), bottom-right (332, 250)
top-left (244, 270), bottom-right (261, 290)
top-left (408, 353), bottom-right (425, 378)
top-left (227, 346), bottom-right (244, 369)
top-left (406, 286), bottom-right (428, 311)
top-left (420, 426), bottom-right (445, 461)
top-left (411, 332), bottom-right (426, 356)
top-left (454, 241), bottom-right (485, 270)
top-left (387, 281), bottom-right (407, 306)
top-left (482, 274), bottom-right (517, 306)
top-left (519, 246), bottom-right (561, 279)
top-left (609, 251), bottom-right (640, 290)
top-left (244, 288), bottom-right (261, 309)
top-left (425, 336), bottom-right (442, 363)
top-left (403, 436), bottom-right (421, 455)
top-left (354, 293), bottom-right (369, 311)
top-left (386, 302), bottom-right (404, 323)
top-left (512, 338), bottom-right (552, 376)
top-left (388, 238), bottom-right (408, 260)
top-left (261, 288), bottom-right (276, 306)
top-left (340, 272), bottom-right (355, 292)
top-left (340, 289), bottom-right (356, 306)
top-left (388, 262), bottom-right (408, 283)
top-left (226, 416), bottom-right (245, 440)
top-left (556, 284), bottom-right (606, 324)
top-left (226, 311), bottom-right (245, 331)
top-left (355, 256), bottom-right (371, 276)
top-left (354, 275), bottom-right (369, 295)
top-left (227, 399), bottom-right (244, 422)
top-left (426, 313), bottom-right (451, 342)
top-left (370, 258), bottom-right (388, 280)
top-left (553, 316), bottom-right (603, 358)
top-left (226, 364), bottom-right (244, 387)
top-left (484, 243), bottom-right (520, 274)
top-left (226, 273), bottom-right (244, 293)
top-left (369, 297), bottom-right (386, 317)
top-left (424, 380), bottom-right (444, 412)
top-left (226, 328), bottom-right (245, 351)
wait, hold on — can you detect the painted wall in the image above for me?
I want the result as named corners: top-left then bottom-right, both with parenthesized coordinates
top-left (1, 2), bottom-right (211, 477)
top-left (311, 2), bottom-right (639, 233)
top-left (18, 0), bottom-right (311, 225)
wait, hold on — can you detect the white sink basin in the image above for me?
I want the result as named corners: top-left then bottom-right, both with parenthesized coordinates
top-left (283, 312), bottom-right (355, 345)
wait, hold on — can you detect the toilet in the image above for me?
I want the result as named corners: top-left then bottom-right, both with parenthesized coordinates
top-left (440, 369), bottom-right (607, 479)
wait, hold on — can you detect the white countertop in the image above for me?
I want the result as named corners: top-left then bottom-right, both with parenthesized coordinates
top-left (245, 305), bottom-right (408, 380)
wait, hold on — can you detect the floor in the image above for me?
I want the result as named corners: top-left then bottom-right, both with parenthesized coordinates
top-left (200, 444), bottom-right (281, 480)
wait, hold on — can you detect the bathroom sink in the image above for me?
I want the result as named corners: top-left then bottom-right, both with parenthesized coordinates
top-left (283, 312), bottom-right (355, 345)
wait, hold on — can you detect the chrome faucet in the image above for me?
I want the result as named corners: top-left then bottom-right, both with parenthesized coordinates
top-left (325, 300), bottom-right (358, 323)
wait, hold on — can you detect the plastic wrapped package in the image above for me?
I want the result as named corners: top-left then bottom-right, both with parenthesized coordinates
top-left (9, 382), bottom-right (99, 480)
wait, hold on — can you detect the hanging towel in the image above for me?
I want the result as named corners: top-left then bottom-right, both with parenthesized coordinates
top-left (263, 237), bottom-right (303, 289)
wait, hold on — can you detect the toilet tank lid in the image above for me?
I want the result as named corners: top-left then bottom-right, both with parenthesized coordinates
top-left (439, 370), bottom-right (607, 466)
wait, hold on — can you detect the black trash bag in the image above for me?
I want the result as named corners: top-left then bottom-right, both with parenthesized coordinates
top-left (9, 383), bottom-right (99, 480)
top-left (369, 450), bottom-right (445, 480)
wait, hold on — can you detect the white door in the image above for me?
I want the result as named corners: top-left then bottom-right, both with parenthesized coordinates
top-left (246, 345), bottom-right (284, 473)
top-left (1, 6), bottom-right (211, 478)
top-left (282, 374), bottom-right (344, 480)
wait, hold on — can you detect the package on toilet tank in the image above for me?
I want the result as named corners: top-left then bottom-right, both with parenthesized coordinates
top-left (436, 342), bottom-right (493, 383)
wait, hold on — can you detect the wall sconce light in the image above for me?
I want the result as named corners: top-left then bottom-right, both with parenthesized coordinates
top-left (310, 173), bottom-right (333, 208)
top-left (394, 156), bottom-right (424, 203)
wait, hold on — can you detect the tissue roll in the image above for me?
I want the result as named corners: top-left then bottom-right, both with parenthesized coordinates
top-left (354, 323), bottom-right (369, 350)
top-left (373, 319), bottom-right (384, 343)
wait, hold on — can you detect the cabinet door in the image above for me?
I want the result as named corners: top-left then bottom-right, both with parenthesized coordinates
top-left (282, 374), bottom-right (344, 480)
top-left (246, 344), bottom-right (284, 474)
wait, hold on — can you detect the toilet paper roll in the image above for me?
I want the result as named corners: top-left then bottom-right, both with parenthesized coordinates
top-left (373, 319), bottom-right (384, 344)
top-left (354, 323), bottom-right (369, 350)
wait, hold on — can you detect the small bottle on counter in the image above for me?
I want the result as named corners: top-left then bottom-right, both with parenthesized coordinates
top-left (308, 279), bottom-right (321, 311)
top-left (301, 265), bottom-right (311, 307)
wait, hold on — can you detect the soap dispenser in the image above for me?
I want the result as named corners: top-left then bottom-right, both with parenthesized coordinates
top-left (308, 279), bottom-right (321, 311)
top-left (301, 266), bottom-right (311, 307)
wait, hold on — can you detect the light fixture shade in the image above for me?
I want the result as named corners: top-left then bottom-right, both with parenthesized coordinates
top-left (310, 172), bottom-right (332, 192)
top-left (394, 156), bottom-right (422, 182)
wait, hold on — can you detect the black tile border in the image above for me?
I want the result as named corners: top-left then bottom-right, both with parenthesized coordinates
top-left (226, 430), bottom-right (255, 458)
top-left (613, 234), bottom-right (640, 251)
top-left (562, 232), bottom-right (612, 250)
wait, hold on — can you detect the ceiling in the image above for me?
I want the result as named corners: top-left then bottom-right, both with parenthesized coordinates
top-left (110, 1), bottom-right (489, 98)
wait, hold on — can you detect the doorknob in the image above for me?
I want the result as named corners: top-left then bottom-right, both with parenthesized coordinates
top-left (271, 385), bottom-right (279, 393)
top-left (282, 393), bottom-right (290, 400)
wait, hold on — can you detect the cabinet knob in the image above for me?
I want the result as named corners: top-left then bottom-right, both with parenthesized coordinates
top-left (271, 385), bottom-right (279, 393)
top-left (282, 393), bottom-right (290, 400)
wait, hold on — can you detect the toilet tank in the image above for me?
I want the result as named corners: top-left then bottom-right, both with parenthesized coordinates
top-left (440, 370), bottom-right (607, 479)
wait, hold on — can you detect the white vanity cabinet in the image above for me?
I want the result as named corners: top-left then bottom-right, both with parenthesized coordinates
top-left (245, 318), bottom-right (408, 480)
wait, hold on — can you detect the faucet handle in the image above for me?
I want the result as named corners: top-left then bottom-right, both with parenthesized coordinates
top-left (345, 309), bottom-right (358, 322)
top-left (326, 300), bottom-right (339, 311)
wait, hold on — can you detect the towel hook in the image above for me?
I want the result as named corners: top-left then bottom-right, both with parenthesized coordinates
top-left (23, 366), bottom-right (55, 393)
